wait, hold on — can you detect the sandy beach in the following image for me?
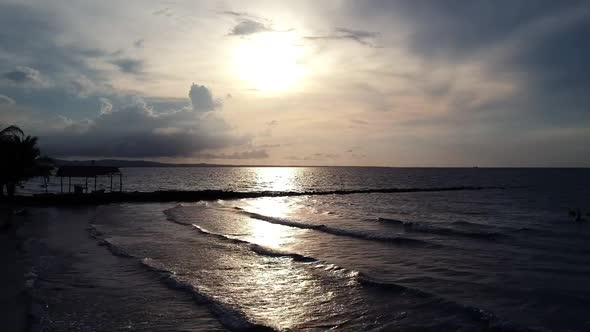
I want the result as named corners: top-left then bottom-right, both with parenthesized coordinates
top-left (0, 211), bottom-right (28, 332)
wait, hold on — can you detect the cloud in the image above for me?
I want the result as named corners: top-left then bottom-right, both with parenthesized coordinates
top-left (0, 94), bottom-right (15, 105)
top-left (258, 144), bottom-right (280, 148)
top-left (110, 58), bottom-right (144, 74)
top-left (223, 11), bottom-right (291, 36)
top-left (189, 84), bottom-right (219, 111)
top-left (228, 19), bottom-right (272, 36)
top-left (314, 152), bottom-right (339, 159)
top-left (284, 153), bottom-right (339, 161)
top-left (39, 84), bottom-right (247, 158)
top-left (2, 1), bottom-right (590, 166)
top-left (305, 27), bottom-right (380, 47)
top-left (197, 149), bottom-right (269, 160)
top-left (221, 10), bottom-right (256, 19)
top-left (99, 98), bottom-right (113, 115)
top-left (350, 119), bottom-right (369, 125)
top-left (153, 7), bottom-right (172, 17)
top-left (2, 66), bottom-right (49, 87)
top-left (134, 39), bottom-right (144, 48)
top-left (335, 27), bottom-right (380, 45)
top-left (0, 3), bottom-right (110, 85)
top-left (260, 120), bottom-right (278, 136)
top-left (65, 74), bottom-right (113, 98)
top-left (352, 1), bottom-right (590, 118)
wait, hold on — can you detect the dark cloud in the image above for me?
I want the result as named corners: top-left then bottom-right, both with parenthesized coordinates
top-left (39, 85), bottom-right (246, 158)
top-left (305, 27), bottom-right (380, 47)
top-left (0, 94), bottom-right (15, 105)
top-left (189, 84), bottom-right (219, 111)
top-left (0, 4), bottom-right (108, 81)
top-left (2, 66), bottom-right (47, 87)
top-left (228, 19), bottom-right (271, 36)
top-left (349, 0), bottom-right (590, 128)
top-left (110, 58), bottom-right (144, 74)
top-left (44, 130), bottom-right (240, 158)
top-left (511, 13), bottom-right (590, 122)
top-left (366, 0), bottom-right (585, 58)
top-left (0, 3), bottom-right (136, 120)
top-left (223, 10), bottom-right (292, 36)
top-left (197, 150), bottom-right (269, 160)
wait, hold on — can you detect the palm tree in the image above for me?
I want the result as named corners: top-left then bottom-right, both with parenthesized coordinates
top-left (0, 125), bottom-right (24, 137)
top-left (0, 125), bottom-right (50, 197)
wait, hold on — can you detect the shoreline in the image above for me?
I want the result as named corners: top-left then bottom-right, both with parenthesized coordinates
top-left (16, 206), bottom-right (227, 331)
top-left (3, 185), bottom-right (499, 206)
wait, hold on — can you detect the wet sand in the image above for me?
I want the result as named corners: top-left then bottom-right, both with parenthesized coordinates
top-left (16, 206), bottom-right (226, 332)
top-left (0, 212), bottom-right (28, 332)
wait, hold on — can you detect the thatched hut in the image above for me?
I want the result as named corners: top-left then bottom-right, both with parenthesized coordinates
top-left (56, 166), bottom-right (122, 193)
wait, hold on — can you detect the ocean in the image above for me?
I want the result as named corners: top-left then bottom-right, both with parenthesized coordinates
top-left (22, 167), bottom-right (590, 331)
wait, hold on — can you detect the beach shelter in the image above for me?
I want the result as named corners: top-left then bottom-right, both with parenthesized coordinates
top-left (56, 166), bottom-right (122, 193)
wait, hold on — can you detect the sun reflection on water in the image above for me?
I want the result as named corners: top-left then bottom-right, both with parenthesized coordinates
top-left (238, 168), bottom-right (304, 249)
top-left (240, 197), bottom-right (300, 249)
top-left (254, 167), bottom-right (300, 192)
top-left (227, 167), bottom-right (336, 329)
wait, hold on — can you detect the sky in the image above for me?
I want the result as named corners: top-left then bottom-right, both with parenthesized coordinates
top-left (1, 0), bottom-right (589, 167)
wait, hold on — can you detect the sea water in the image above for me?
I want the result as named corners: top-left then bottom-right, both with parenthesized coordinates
top-left (26, 167), bottom-right (590, 330)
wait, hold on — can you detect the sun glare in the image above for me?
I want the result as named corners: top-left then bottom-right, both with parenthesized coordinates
top-left (232, 32), bottom-right (307, 93)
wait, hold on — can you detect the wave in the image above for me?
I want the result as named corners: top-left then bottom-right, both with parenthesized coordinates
top-left (238, 210), bottom-right (438, 247)
top-left (167, 220), bottom-right (535, 332)
top-left (376, 218), bottom-right (504, 240)
top-left (140, 258), bottom-right (275, 332)
top-left (87, 225), bottom-right (134, 258)
top-left (86, 224), bottom-right (276, 332)
top-left (178, 219), bottom-right (428, 295)
top-left (165, 206), bottom-right (333, 259)
top-left (356, 273), bottom-right (536, 331)
top-left (96, 211), bottom-right (535, 332)
top-left (191, 224), bottom-right (317, 263)
top-left (451, 220), bottom-right (489, 228)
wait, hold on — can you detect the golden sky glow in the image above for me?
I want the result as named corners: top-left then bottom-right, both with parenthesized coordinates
top-left (232, 32), bottom-right (308, 93)
top-left (2, 0), bottom-right (590, 166)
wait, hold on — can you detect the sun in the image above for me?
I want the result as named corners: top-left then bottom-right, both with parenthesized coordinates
top-left (232, 32), bottom-right (307, 93)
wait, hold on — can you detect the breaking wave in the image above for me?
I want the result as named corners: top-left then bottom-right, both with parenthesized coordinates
top-left (162, 217), bottom-right (536, 332)
top-left (87, 224), bottom-right (276, 332)
top-left (237, 209), bottom-right (439, 247)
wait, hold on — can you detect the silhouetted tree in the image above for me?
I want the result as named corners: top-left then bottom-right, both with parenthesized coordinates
top-left (0, 125), bottom-right (51, 197)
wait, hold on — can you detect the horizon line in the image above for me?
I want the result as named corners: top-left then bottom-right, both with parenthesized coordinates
top-left (55, 158), bottom-right (590, 169)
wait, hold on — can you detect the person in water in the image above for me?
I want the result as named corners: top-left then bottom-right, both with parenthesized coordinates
top-left (568, 208), bottom-right (584, 222)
